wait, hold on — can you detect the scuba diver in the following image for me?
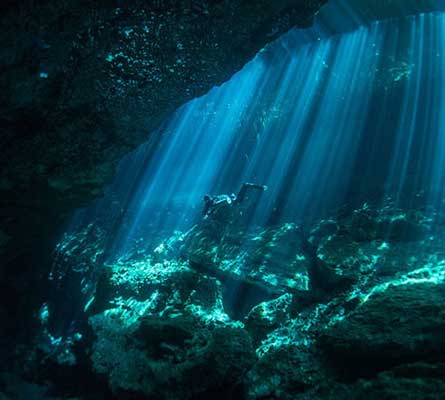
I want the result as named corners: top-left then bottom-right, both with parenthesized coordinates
top-left (202, 183), bottom-right (268, 221)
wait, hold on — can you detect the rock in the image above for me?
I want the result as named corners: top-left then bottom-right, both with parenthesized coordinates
top-left (349, 209), bottom-right (379, 242)
top-left (308, 219), bottom-right (339, 246)
top-left (324, 363), bottom-right (445, 400)
top-left (307, 200), bottom-right (436, 292)
top-left (244, 294), bottom-right (294, 345)
top-left (319, 282), bottom-right (445, 378)
top-left (183, 223), bottom-right (311, 295)
top-left (382, 214), bottom-right (430, 242)
top-left (87, 242), bottom-right (258, 398)
top-left (306, 206), bottom-right (381, 292)
top-left (245, 344), bottom-right (327, 400)
top-left (22, 197), bottom-right (445, 399)
top-left (178, 222), bottom-right (313, 318)
top-left (311, 232), bottom-right (378, 291)
top-left (293, 364), bottom-right (445, 400)
top-left (373, 238), bottom-right (445, 278)
top-left (0, 230), bottom-right (10, 252)
top-left (180, 325), bottom-right (256, 398)
top-left (90, 302), bottom-right (255, 399)
top-left (135, 314), bottom-right (195, 358)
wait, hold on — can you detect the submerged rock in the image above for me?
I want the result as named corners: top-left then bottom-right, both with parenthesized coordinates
top-left (245, 343), bottom-right (328, 400)
top-left (244, 293), bottom-right (294, 345)
top-left (306, 200), bottom-right (436, 292)
top-left (23, 199), bottom-right (445, 399)
top-left (350, 362), bottom-right (445, 400)
top-left (319, 282), bottom-right (445, 378)
top-left (89, 298), bottom-right (254, 399)
top-left (86, 243), bottom-right (256, 398)
top-left (183, 223), bottom-right (311, 295)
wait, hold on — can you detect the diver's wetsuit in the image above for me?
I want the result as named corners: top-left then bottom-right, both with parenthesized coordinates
top-left (202, 183), bottom-right (267, 221)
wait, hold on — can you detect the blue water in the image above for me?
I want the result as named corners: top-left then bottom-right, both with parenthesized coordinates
top-left (68, 12), bottom-right (445, 264)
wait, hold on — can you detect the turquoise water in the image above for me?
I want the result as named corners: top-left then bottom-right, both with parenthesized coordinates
top-left (69, 12), bottom-right (445, 262)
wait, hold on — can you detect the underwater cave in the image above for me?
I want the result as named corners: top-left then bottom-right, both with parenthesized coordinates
top-left (2, 0), bottom-right (445, 399)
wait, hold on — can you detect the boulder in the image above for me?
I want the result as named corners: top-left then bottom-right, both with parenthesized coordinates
top-left (244, 294), bottom-right (294, 345)
top-left (319, 282), bottom-right (445, 378)
top-left (350, 362), bottom-right (445, 400)
top-left (379, 213), bottom-right (430, 242)
top-left (245, 344), bottom-right (327, 400)
top-left (90, 304), bottom-right (255, 399)
top-left (182, 223), bottom-right (311, 295)
top-left (324, 362), bottom-right (445, 400)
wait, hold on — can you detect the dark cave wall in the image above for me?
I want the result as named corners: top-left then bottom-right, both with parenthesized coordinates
top-left (0, 0), bottom-right (327, 350)
top-left (0, 0), bottom-right (326, 251)
top-left (1, 1), bottom-right (324, 198)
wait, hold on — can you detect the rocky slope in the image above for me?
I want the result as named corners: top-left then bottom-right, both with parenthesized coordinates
top-left (13, 196), bottom-right (445, 399)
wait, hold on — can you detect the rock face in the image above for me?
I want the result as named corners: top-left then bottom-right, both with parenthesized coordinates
top-left (245, 343), bottom-right (328, 400)
top-left (88, 261), bottom-right (255, 399)
top-left (0, 0), bottom-right (327, 351)
top-left (181, 222), bottom-right (311, 294)
top-left (319, 283), bottom-right (445, 378)
top-left (20, 196), bottom-right (445, 399)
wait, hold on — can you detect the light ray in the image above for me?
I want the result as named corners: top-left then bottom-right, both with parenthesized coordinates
top-left (66, 13), bottom-right (445, 266)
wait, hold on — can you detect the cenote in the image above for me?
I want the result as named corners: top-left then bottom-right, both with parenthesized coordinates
top-left (2, 1), bottom-right (445, 399)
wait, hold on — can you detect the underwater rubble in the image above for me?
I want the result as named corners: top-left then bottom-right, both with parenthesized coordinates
top-left (17, 196), bottom-right (445, 400)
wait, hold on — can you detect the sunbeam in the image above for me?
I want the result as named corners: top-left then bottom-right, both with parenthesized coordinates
top-left (67, 12), bottom-right (445, 266)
